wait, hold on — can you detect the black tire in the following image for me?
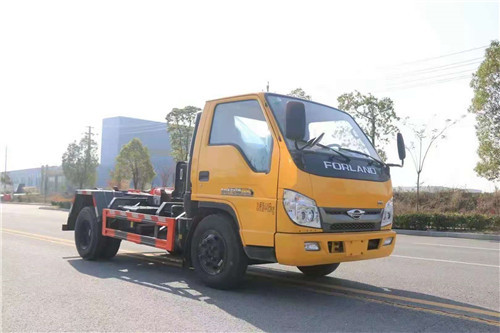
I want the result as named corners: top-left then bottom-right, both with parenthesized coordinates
top-left (191, 214), bottom-right (248, 289)
top-left (100, 238), bottom-right (122, 259)
top-left (74, 207), bottom-right (106, 260)
top-left (74, 207), bottom-right (121, 260)
top-left (297, 263), bottom-right (340, 277)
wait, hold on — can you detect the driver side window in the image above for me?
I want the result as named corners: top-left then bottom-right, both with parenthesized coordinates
top-left (209, 100), bottom-right (273, 173)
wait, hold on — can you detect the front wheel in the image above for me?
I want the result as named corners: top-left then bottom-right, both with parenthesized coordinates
top-left (297, 263), bottom-right (340, 277)
top-left (191, 214), bottom-right (248, 289)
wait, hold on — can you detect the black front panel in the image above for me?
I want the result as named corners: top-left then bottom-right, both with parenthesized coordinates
top-left (293, 151), bottom-right (390, 182)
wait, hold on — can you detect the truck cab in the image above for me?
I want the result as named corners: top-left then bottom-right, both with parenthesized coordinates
top-left (189, 93), bottom-right (399, 271)
top-left (65, 92), bottom-right (405, 289)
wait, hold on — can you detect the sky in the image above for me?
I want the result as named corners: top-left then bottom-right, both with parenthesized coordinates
top-left (0, 0), bottom-right (499, 192)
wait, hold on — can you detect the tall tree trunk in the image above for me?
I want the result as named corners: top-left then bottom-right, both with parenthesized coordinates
top-left (133, 175), bottom-right (138, 189)
top-left (416, 172), bottom-right (420, 212)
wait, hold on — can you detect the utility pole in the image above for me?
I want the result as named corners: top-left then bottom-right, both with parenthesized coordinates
top-left (266, 81), bottom-right (269, 92)
top-left (40, 165), bottom-right (44, 195)
top-left (3, 146), bottom-right (7, 193)
top-left (87, 126), bottom-right (93, 151)
top-left (44, 164), bottom-right (48, 203)
top-left (84, 126), bottom-right (93, 189)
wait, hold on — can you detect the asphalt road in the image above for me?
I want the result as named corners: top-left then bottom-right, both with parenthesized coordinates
top-left (1, 203), bottom-right (499, 332)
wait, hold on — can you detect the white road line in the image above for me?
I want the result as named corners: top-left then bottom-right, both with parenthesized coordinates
top-left (413, 242), bottom-right (500, 251)
top-left (391, 255), bottom-right (500, 268)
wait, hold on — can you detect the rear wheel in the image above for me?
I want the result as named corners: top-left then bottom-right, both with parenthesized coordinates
top-left (100, 238), bottom-right (121, 259)
top-left (74, 207), bottom-right (121, 260)
top-left (297, 263), bottom-right (340, 277)
top-left (191, 214), bottom-right (248, 289)
top-left (75, 207), bottom-right (104, 260)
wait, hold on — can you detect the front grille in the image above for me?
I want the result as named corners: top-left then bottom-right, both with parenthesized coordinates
top-left (323, 208), bottom-right (382, 216)
top-left (320, 207), bottom-right (382, 232)
top-left (329, 222), bottom-right (379, 232)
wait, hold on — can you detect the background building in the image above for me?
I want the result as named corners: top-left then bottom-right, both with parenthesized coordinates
top-left (6, 166), bottom-right (66, 194)
top-left (3, 116), bottom-right (174, 193)
top-left (96, 116), bottom-right (174, 188)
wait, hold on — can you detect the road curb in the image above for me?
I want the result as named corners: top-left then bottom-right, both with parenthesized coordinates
top-left (38, 206), bottom-right (70, 212)
top-left (395, 229), bottom-right (500, 241)
top-left (1, 202), bottom-right (50, 206)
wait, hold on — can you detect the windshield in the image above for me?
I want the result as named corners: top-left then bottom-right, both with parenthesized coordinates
top-left (266, 94), bottom-right (381, 162)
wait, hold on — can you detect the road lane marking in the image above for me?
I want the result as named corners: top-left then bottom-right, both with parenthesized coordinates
top-left (1, 228), bottom-right (136, 254)
top-left (3, 227), bottom-right (499, 325)
top-left (2, 228), bottom-right (74, 246)
top-left (250, 269), bottom-right (500, 318)
top-left (294, 284), bottom-right (500, 327)
top-left (413, 243), bottom-right (500, 251)
top-left (392, 254), bottom-right (500, 268)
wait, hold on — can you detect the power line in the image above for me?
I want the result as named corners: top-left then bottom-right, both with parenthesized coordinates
top-left (383, 74), bottom-right (472, 92)
top-left (387, 68), bottom-right (476, 86)
top-left (387, 57), bottom-right (483, 79)
top-left (120, 125), bottom-right (168, 135)
top-left (396, 45), bottom-right (487, 66)
top-left (106, 123), bottom-right (166, 131)
top-left (120, 128), bottom-right (168, 135)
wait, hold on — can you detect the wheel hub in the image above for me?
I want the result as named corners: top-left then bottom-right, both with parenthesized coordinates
top-left (198, 232), bottom-right (226, 275)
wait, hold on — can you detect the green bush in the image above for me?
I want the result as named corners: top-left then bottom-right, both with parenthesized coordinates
top-left (393, 213), bottom-right (500, 232)
top-left (50, 201), bottom-right (72, 209)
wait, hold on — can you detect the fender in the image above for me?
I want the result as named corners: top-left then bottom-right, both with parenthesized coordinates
top-left (62, 190), bottom-right (121, 231)
top-left (195, 201), bottom-right (276, 263)
top-left (62, 192), bottom-right (94, 231)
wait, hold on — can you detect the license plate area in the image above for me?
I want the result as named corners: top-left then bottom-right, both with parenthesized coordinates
top-left (344, 240), bottom-right (367, 256)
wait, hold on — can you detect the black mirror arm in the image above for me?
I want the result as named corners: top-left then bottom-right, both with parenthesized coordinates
top-left (386, 160), bottom-right (404, 168)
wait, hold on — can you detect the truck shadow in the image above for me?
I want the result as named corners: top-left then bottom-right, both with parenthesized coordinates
top-left (66, 252), bottom-right (499, 332)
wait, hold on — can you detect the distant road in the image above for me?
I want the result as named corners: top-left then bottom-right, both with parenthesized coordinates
top-left (2, 204), bottom-right (499, 332)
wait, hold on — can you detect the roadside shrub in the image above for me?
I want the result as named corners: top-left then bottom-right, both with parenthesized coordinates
top-left (51, 201), bottom-right (71, 209)
top-left (393, 213), bottom-right (500, 232)
top-left (394, 190), bottom-right (500, 215)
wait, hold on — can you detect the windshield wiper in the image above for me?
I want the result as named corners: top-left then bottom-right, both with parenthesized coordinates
top-left (338, 147), bottom-right (385, 167)
top-left (296, 138), bottom-right (351, 162)
top-left (315, 143), bottom-right (351, 162)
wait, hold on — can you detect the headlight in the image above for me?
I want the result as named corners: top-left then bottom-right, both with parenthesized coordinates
top-left (381, 197), bottom-right (393, 227)
top-left (283, 189), bottom-right (321, 229)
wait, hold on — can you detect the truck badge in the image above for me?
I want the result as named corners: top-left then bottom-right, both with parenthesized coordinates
top-left (347, 209), bottom-right (365, 219)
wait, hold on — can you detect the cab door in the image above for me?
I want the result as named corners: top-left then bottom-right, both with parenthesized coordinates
top-left (192, 96), bottom-right (279, 247)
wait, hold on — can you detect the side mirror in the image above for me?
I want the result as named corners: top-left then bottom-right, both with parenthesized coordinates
top-left (285, 101), bottom-right (306, 140)
top-left (397, 133), bottom-right (406, 161)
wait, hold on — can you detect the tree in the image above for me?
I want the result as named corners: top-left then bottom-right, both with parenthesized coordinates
top-left (166, 106), bottom-right (200, 162)
top-left (1, 172), bottom-right (12, 186)
top-left (158, 165), bottom-right (174, 187)
top-left (113, 138), bottom-right (156, 190)
top-left (337, 91), bottom-right (400, 161)
top-left (469, 40), bottom-right (500, 182)
top-left (62, 132), bottom-right (98, 189)
top-left (405, 117), bottom-right (462, 211)
top-left (287, 88), bottom-right (311, 100)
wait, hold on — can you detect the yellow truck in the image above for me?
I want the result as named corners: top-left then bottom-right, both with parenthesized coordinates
top-left (63, 92), bottom-right (406, 289)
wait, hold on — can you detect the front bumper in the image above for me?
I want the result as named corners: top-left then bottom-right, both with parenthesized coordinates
top-left (275, 230), bottom-right (396, 266)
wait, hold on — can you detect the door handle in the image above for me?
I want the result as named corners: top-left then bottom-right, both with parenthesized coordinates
top-left (199, 171), bottom-right (209, 182)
